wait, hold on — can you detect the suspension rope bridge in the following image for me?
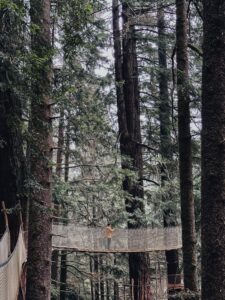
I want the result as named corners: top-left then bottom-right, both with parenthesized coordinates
top-left (52, 223), bottom-right (182, 253)
top-left (0, 202), bottom-right (182, 299)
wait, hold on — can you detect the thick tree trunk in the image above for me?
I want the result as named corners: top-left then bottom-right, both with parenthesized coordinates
top-left (122, 4), bottom-right (151, 299)
top-left (176, 0), bottom-right (197, 291)
top-left (201, 1), bottom-right (225, 299)
top-left (112, 1), bottom-right (151, 299)
top-left (157, 2), bottom-right (180, 286)
top-left (26, 0), bottom-right (53, 299)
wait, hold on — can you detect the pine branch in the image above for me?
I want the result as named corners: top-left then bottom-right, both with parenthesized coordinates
top-left (188, 43), bottom-right (203, 57)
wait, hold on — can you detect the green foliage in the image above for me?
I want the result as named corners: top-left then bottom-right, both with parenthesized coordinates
top-left (1, 0), bottom-right (203, 296)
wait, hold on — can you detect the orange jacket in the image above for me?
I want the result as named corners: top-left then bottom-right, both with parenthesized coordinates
top-left (105, 226), bottom-right (114, 239)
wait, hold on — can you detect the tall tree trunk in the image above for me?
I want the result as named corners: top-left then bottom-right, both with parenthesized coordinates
top-left (94, 256), bottom-right (100, 300)
top-left (112, 1), bottom-right (151, 299)
top-left (90, 257), bottom-right (94, 300)
top-left (113, 256), bottom-right (119, 300)
top-left (26, 0), bottom-right (53, 299)
top-left (59, 250), bottom-right (67, 300)
top-left (52, 108), bottom-right (64, 300)
top-left (100, 255), bottom-right (105, 300)
top-left (122, 3), bottom-right (151, 299)
top-left (56, 109), bottom-right (65, 177)
top-left (112, 0), bottom-right (127, 139)
top-left (157, 2), bottom-right (180, 286)
top-left (60, 119), bottom-right (70, 300)
top-left (176, 0), bottom-right (197, 291)
top-left (106, 276), bottom-right (110, 300)
top-left (201, 1), bottom-right (225, 299)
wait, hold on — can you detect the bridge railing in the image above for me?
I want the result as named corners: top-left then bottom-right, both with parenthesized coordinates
top-left (52, 224), bottom-right (182, 252)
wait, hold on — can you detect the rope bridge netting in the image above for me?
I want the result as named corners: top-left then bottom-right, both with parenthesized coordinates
top-left (0, 223), bottom-right (182, 299)
top-left (52, 224), bottom-right (182, 252)
top-left (0, 227), bottom-right (26, 300)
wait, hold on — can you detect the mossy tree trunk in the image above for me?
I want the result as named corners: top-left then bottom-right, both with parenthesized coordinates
top-left (26, 0), bottom-right (53, 298)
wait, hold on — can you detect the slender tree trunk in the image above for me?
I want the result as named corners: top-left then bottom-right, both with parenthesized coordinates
top-left (56, 109), bottom-right (65, 177)
top-left (176, 0), bottom-right (197, 291)
top-left (112, 1), bottom-right (151, 298)
top-left (100, 255), bottom-right (105, 300)
top-left (59, 251), bottom-right (67, 300)
top-left (52, 108), bottom-right (64, 300)
top-left (90, 257), bottom-right (94, 300)
top-left (157, 2), bottom-right (180, 286)
top-left (106, 277), bottom-right (110, 300)
top-left (60, 119), bottom-right (70, 300)
top-left (113, 256), bottom-right (119, 300)
top-left (112, 0), bottom-right (127, 139)
top-left (94, 256), bottom-right (100, 300)
top-left (26, 0), bottom-right (53, 299)
top-left (201, 1), bottom-right (225, 299)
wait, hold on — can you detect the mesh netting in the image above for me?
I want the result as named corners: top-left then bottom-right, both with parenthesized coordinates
top-left (0, 228), bottom-right (10, 264)
top-left (52, 224), bottom-right (182, 252)
top-left (0, 227), bottom-right (26, 300)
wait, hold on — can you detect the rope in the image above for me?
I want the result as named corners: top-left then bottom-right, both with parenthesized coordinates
top-left (52, 225), bottom-right (182, 252)
top-left (0, 227), bottom-right (26, 300)
top-left (0, 227), bottom-right (10, 264)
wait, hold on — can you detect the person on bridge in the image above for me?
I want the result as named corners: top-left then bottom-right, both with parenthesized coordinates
top-left (105, 223), bottom-right (114, 249)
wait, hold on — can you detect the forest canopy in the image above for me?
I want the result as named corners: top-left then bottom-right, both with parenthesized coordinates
top-left (0, 0), bottom-right (224, 300)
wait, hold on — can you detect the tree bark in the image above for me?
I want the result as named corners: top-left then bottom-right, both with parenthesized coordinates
top-left (60, 119), bottom-right (70, 300)
top-left (52, 108), bottom-right (64, 300)
top-left (56, 109), bottom-right (65, 178)
top-left (201, 0), bottom-right (225, 299)
top-left (112, 0), bottom-right (127, 140)
top-left (26, 0), bottom-right (53, 299)
top-left (100, 255), bottom-right (105, 300)
top-left (90, 257), bottom-right (94, 300)
top-left (122, 3), bottom-right (151, 299)
top-left (94, 256), bottom-right (100, 300)
top-left (113, 256), bottom-right (119, 300)
top-left (157, 1), bottom-right (180, 286)
top-left (176, 0), bottom-right (198, 292)
top-left (112, 1), bottom-right (151, 299)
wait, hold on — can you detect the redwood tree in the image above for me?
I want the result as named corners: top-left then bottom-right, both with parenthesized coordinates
top-left (157, 1), bottom-right (180, 286)
top-left (26, 0), bottom-right (53, 298)
top-left (176, 0), bottom-right (198, 291)
top-left (202, 0), bottom-right (225, 298)
top-left (113, 1), bottom-right (151, 298)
